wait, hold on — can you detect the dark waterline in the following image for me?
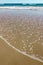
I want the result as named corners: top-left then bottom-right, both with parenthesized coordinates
top-left (0, 3), bottom-right (43, 7)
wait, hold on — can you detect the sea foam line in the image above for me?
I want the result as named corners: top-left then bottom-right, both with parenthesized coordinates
top-left (0, 6), bottom-right (43, 10)
top-left (0, 35), bottom-right (43, 63)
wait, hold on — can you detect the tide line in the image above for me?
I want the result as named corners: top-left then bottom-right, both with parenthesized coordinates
top-left (0, 35), bottom-right (43, 63)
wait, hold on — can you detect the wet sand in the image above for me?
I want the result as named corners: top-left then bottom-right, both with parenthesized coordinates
top-left (0, 37), bottom-right (43, 65)
top-left (0, 9), bottom-right (43, 65)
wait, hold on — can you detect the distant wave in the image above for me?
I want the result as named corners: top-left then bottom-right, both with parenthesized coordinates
top-left (0, 3), bottom-right (43, 7)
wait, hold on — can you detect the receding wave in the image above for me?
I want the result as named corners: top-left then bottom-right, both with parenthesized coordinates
top-left (0, 36), bottom-right (43, 63)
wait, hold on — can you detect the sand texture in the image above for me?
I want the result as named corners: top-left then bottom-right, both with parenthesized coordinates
top-left (0, 9), bottom-right (43, 65)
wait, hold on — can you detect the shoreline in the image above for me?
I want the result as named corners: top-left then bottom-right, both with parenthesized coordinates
top-left (0, 35), bottom-right (43, 63)
top-left (0, 36), bottom-right (43, 65)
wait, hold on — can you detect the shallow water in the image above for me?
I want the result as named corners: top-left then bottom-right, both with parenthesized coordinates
top-left (0, 9), bottom-right (43, 62)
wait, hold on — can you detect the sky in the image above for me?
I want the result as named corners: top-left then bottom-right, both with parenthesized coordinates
top-left (0, 0), bottom-right (43, 3)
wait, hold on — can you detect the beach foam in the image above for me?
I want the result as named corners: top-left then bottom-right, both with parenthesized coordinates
top-left (0, 6), bottom-right (43, 10)
top-left (0, 35), bottom-right (43, 63)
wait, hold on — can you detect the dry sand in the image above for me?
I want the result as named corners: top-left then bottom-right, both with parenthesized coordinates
top-left (0, 9), bottom-right (43, 65)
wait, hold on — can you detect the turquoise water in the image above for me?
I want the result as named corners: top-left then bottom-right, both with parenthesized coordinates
top-left (0, 3), bottom-right (43, 7)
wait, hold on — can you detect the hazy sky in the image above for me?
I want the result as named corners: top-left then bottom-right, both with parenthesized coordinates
top-left (0, 0), bottom-right (43, 3)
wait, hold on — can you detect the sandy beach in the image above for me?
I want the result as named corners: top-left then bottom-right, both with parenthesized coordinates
top-left (0, 8), bottom-right (43, 65)
top-left (0, 36), bottom-right (43, 65)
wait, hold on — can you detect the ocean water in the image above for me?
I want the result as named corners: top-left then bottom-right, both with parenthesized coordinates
top-left (0, 3), bottom-right (43, 7)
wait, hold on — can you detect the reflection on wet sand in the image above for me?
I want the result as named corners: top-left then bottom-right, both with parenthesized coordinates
top-left (0, 9), bottom-right (43, 65)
